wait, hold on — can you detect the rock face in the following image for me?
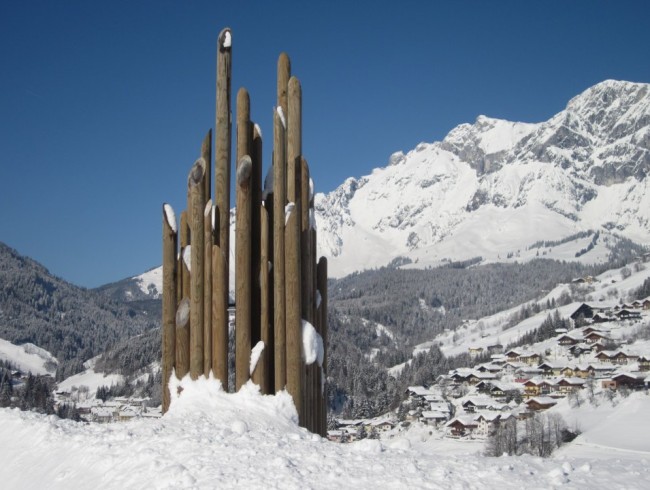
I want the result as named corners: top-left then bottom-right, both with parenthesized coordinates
top-left (314, 80), bottom-right (650, 276)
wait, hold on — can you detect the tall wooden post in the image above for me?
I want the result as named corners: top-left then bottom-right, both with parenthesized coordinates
top-left (162, 204), bottom-right (177, 413)
top-left (188, 157), bottom-right (206, 380)
top-left (203, 200), bottom-right (213, 377)
top-left (201, 129), bottom-right (213, 377)
top-left (251, 124), bottom-right (263, 351)
top-left (273, 55), bottom-right (290, 392)
top-left (317, 257), bottom-right (328, 436)
top-left (286, 75), bottom-right (303, 421)
top-left (212, 28), bottom-right (231, 388)
top-left (235, 88), bottom-right (253, 390)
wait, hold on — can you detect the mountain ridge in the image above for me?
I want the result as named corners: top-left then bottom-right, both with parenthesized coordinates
top-left (315, 79), bottom-right (650, 278)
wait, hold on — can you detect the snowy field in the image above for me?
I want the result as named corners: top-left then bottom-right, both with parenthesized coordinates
top-left (1, 377), bottom-right (649, 489)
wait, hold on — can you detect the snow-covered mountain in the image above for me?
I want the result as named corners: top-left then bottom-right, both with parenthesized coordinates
top-left (315, 80), bottom-right (650, 277)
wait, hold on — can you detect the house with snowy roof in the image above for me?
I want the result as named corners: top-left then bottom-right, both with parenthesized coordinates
top-left (474, 413), bottom-right (502, 438)
top-left (555, 377), bottom-right (586, 394)
top-left (519, 352), bottom-right (542, 366)
top-left (446, 417), bottom-right (478, 438)
top-left (595, 350), bottom-right (636, 365)
top-left (522, 379), bottom-right (554, 398)
top-left (420, 411), bottom-right (449, 427)
top-left (525, 397), bottom-right (557, 411)
top-left (605, 372), bottom-right (647, 390)
top-left (537, 362), bottom-right (565, 377)
top-left (557, 333), bottom-right (581, 346)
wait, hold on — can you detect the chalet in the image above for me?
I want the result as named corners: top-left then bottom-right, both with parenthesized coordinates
top-left (487, 344), bottom-right (504, 355)
top-left (91, 407), bottom-right (113, 423)
top-left (405, 386), bottom-right (436, 399)
top-left (369, 419), bottom-right (395, 432)
top-left (118, 408), bottom-right (138, 422)
top-left (631, 301), bottom-right (642, 309)
top-left (609, 372), bottom-right (646, 390)
top-left (462, 398), bottom-right (490, 413)
top-left (616, 309), bottom-right (641, 320)
top-left (570, 303), bottom-right (595, 321)
top-left (591, 341), bottom-right (610, 353)
top-left (587, 363), bottom-right (614, 378)
top-left (595, 350), bottom-right (636, 365)
top-left (519, 352), bottom-right (542, 366)
top-left (468, 372), bottom-right (498, 385)
top-left (592, 313), bottom-right (613, 324)
top-left (638, 356), bottom-right (650, 372)
top-left (429, 401), bottom-right (451, 414)
top-left (525, 397), bottom-right (558, 411)
top-left (522, 379), bottom-right (553, 397)
top-left (559, 366), bottom-right (576, 377)
top-left (601, 379), bottom-right (617, 390)
top-left (446, 417), bottom-right (478, 438)
top-left (405, 386), bottom-right (437, 406)
top-left (572, 276), bottom-right (596, 285)
top-left (420, 411), bottom-right (448, 427)
top-left (502, 361), bottom-right (526, 375)
top-left (475, 381), bottom-right (493, 394)
top-left (475, 363), bottom-right (502, 374)
top-left (582, 326), bottom-right (608, 336)
top-left (515, 366), bottom-right (543, 378)
top-left (538, 362), bottom-right (564, 377)
top-left (555, 377), bottom-right (585, 394)
top-left (474, 413), bottom-right (501, 438)
top-left (643, 299), bottom-right (650, 310)
top-left (557, 334), bottom-right (581, 346)
top-left (585, 331), bottom-right (610, 344)
top-left (505, 350), bottom-right (522, 362)
top-left (568, 343), bottom-right (592, 357)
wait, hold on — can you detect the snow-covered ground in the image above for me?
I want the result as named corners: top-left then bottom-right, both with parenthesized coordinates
top-left (56, 365), bottom-right (124, 398)
top-left (1, 376), bottom-right (649, 489)
top-left (0, 338), bottom-right (57, 376)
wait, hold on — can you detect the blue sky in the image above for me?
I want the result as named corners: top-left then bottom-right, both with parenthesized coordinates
top-left (1, 0), bottom-right (649, 288)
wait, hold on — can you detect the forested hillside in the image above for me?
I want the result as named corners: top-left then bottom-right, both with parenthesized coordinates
top-left (0, 243), bottom-right (159, 380)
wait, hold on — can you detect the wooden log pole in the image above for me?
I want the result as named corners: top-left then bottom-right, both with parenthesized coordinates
top-left (201, 127), bottom-right (213, 378)
top-left (235, 87), bottom-right (253, 391)
top-left (162, 203), bottom-right (177, 413)
top-left (188, 157), bottom-right (206, 380)
top-left (215, 30), bottom-right (232, 372)
top-left (286, 75), bottom-right (303, 424)
top-left (251, 124), bottom-right (263, 353)
top-left (175, 297), bottom-right (191, 379)
top-left (236, 154), bottom-right (253, 390)
top-left (317, 257), bottom-right (328, 436)
top-left (300, 158), bottom-right (315, 431)
top-left (203, 200), bottom-right (214, 377)
top-left (273, 107), bottom-right (287, 392)
top-left (212, 244), bottom-right (228, 389)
